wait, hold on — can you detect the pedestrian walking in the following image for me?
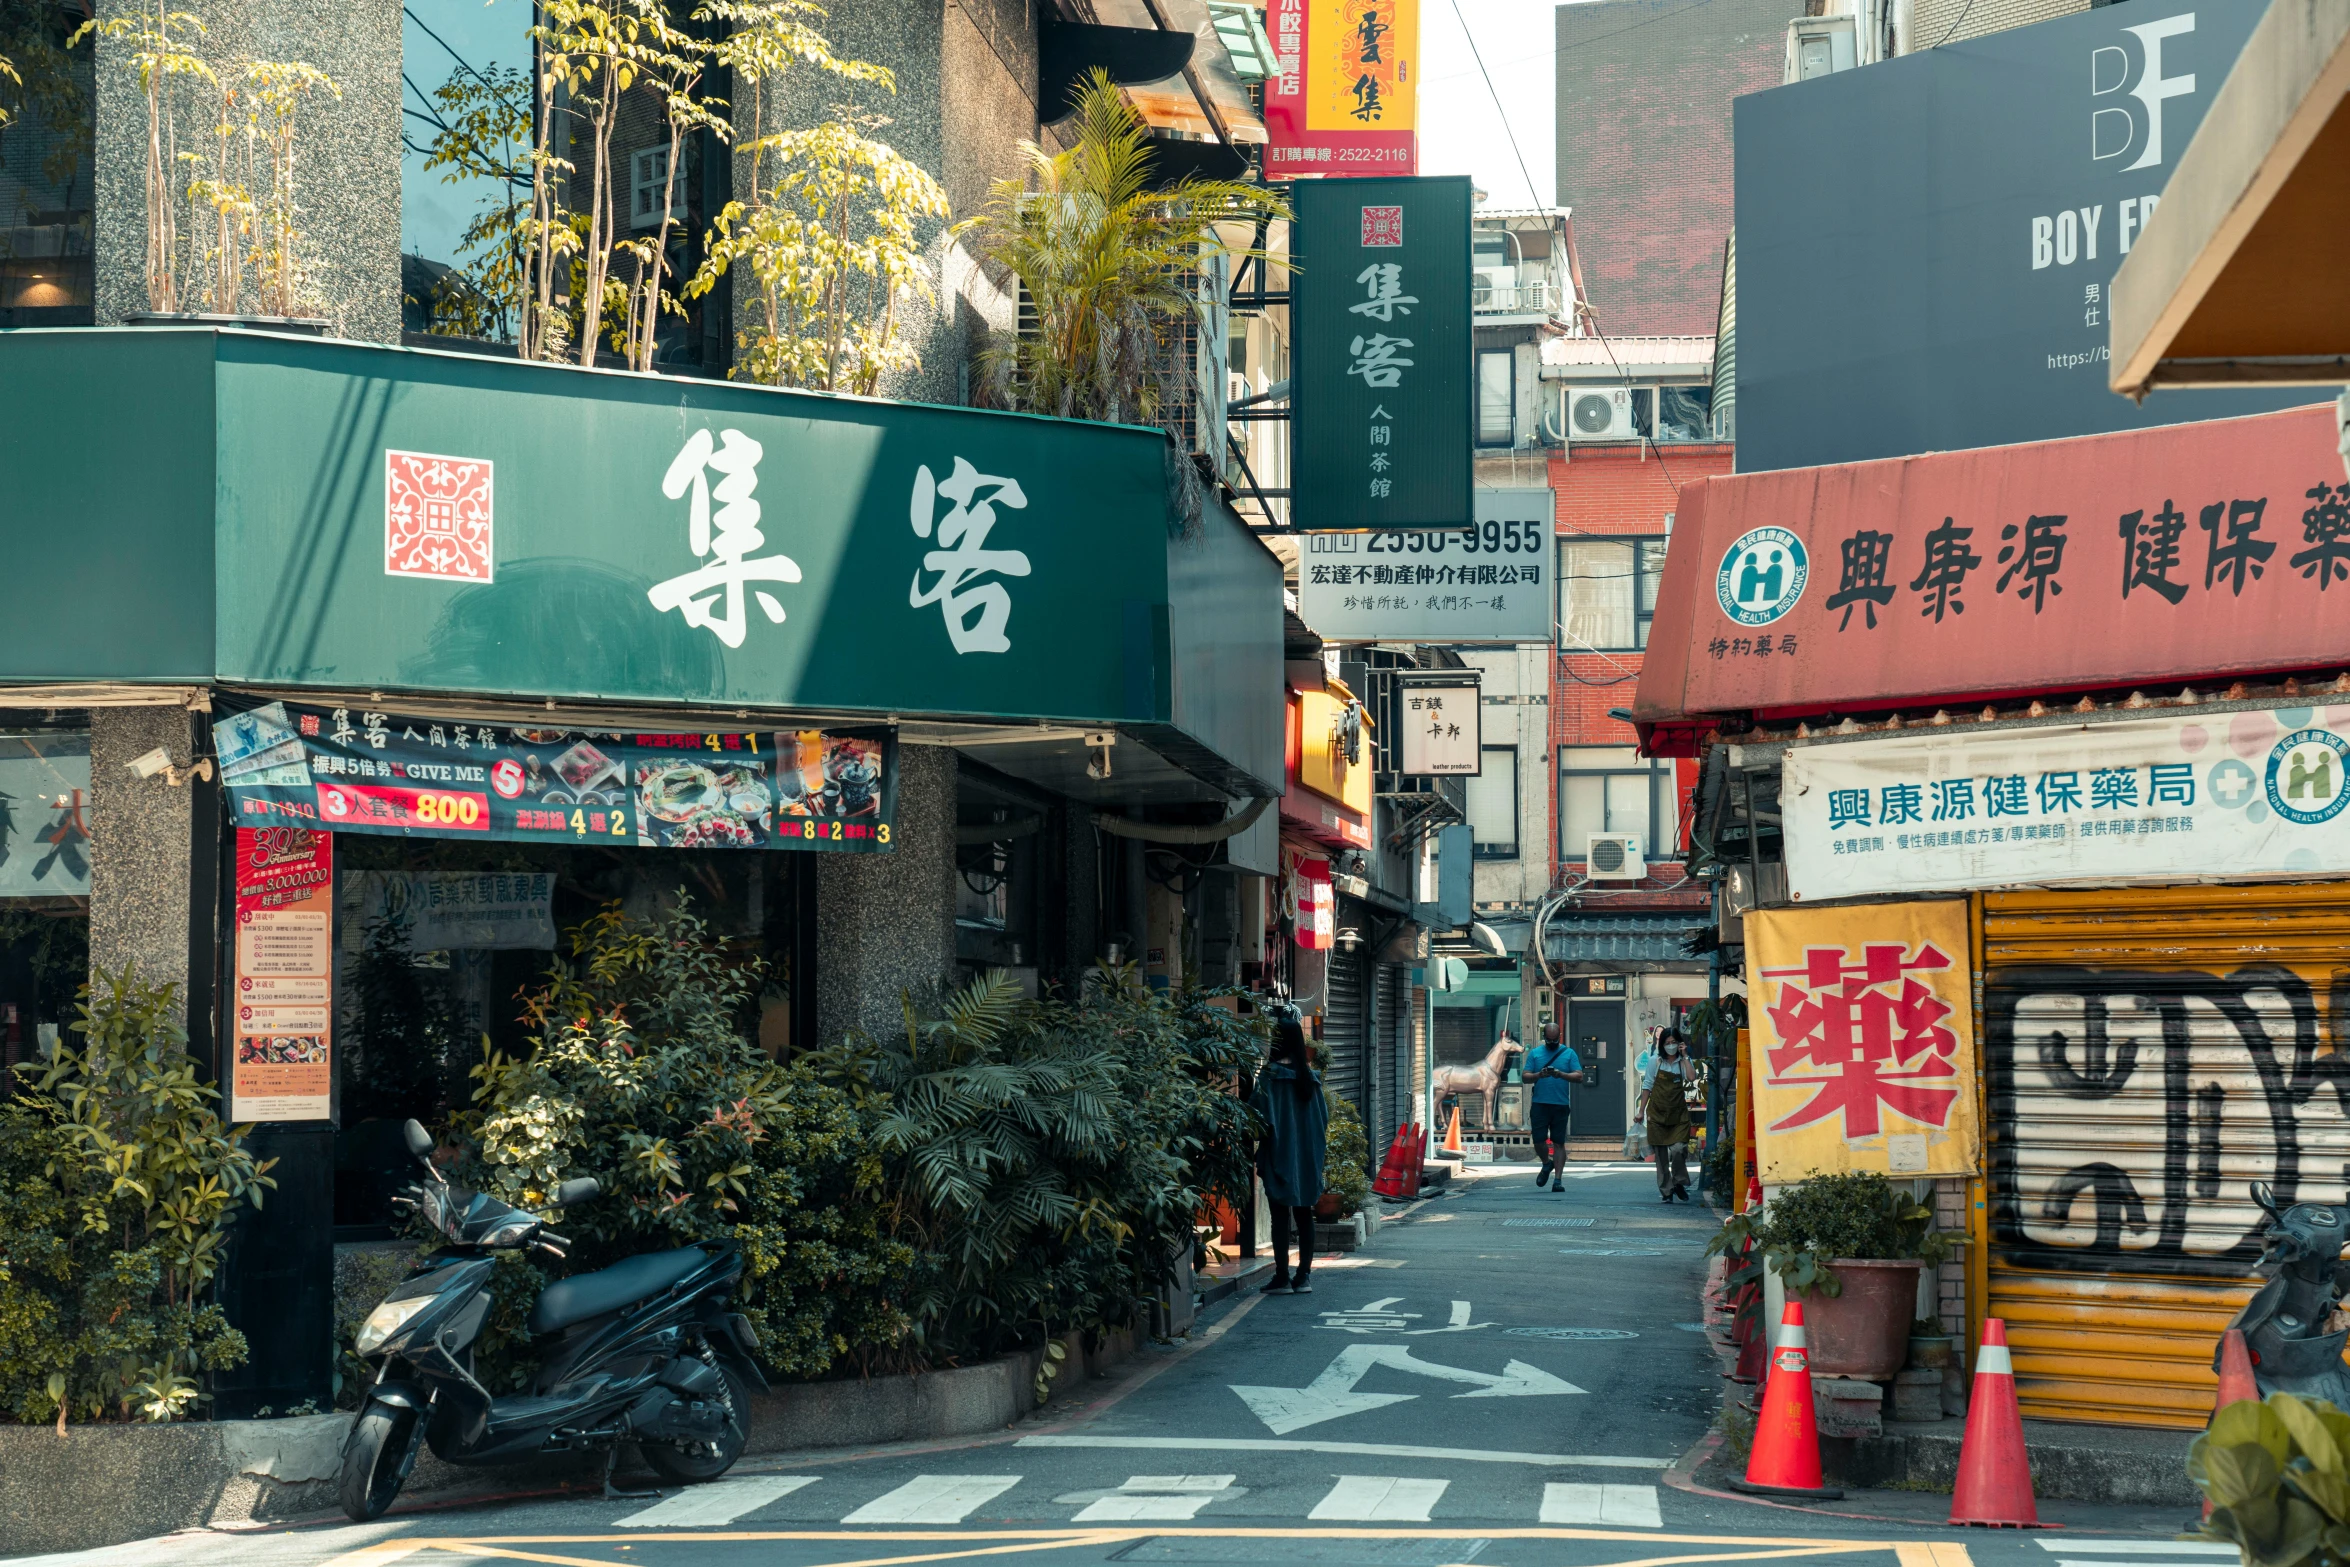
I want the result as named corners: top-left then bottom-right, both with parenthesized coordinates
top-left (1251, 1013), bottom-right (1330, 1295)
top-left (1522, 1020), bottom-right (1585, 1192)
top-left (1642, 1027), bottom-right (1693, 1202)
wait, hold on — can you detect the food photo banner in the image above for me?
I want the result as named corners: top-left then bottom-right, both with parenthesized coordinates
top-left (1783, 704), bottom-right (2350, 901)
top-left (214, 699), bottom-right (896, 853)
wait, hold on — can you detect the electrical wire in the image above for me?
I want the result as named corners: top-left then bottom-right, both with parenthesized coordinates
top-left (1447, 0), bottom-right (1547, 210)
top-left (1422, 0), bottom-right (1740, 85)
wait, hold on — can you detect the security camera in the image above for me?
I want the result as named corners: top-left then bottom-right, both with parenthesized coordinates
top-left (126, 747), bottom-right (175, 780)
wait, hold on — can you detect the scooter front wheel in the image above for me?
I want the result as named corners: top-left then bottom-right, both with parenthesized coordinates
top-left (340, 1398), bottom-right (422, 1521)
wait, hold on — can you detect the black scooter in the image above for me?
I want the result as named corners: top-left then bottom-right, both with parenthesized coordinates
top-left (338, 1119), bottom-right (768, 1521)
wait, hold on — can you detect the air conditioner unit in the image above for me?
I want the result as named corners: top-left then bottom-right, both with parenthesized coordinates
top-left (1567, 386), bottom-right (1636, 442)
top-left (1586, 833), bottom-right (1647, 880)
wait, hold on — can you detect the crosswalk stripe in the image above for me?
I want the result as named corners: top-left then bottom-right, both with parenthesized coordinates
top-left (615, 1474), bottom-right (818, 1527)
top-left (1072, 1475), bottom-right (1237, 1521)
top-left (842, 1475), bottom-right (1022, 1524)
top-left (1540, 1482), bottom-right (1662, 1527)
top-left (1308, 1475), bottom-right (1451, 1521)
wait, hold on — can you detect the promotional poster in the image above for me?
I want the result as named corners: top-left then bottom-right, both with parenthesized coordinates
top-left (232, 827), bottom-right (335, 1124)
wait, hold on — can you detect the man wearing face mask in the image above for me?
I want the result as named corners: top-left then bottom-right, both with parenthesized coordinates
top-left (1640, 1027), bottom-right (1694, 1203)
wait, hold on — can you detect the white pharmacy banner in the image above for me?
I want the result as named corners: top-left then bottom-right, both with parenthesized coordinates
top-left (1784, 705), bottom-right (2350, 901)
top-left (340, 870), bottom-right (559, 953)
top-left (1399, 683), bottom-right (1481, 774)
top-left (1296, 488), bottom-right (1553, 645)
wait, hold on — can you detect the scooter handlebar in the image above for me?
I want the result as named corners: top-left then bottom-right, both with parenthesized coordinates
top-left (534, 1230), bottom-right (571, 1258)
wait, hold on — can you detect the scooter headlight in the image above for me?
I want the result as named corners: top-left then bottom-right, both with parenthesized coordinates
top-left (356, 1296), bottom-right (438, 1355)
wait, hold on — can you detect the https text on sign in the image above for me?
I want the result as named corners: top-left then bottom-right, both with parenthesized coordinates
top-left (1747, 900), bottom-right (1979, 1182)
top-left (1263, 0), bottom-right (1419, 174)
top-left (1292, 176), bottom-right (1471, 532)
top-left (1783, 705), bottom-right (2350, 900)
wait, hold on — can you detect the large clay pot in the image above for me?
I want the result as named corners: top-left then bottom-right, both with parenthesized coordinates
top-left (1802, 1258), bottom-right (1926, 1379)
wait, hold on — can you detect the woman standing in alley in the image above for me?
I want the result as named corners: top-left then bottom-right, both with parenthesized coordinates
top-left (1643, 1027), bottom-right (1694, 1203)
top-left (1252, 1012), bottom-right (1331, 1295)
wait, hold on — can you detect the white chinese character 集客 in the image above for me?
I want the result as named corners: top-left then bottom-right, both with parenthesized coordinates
top-left (909, 457), bottom-right (1033, 654)
top-left (649, 427), bottom-right (802, 649)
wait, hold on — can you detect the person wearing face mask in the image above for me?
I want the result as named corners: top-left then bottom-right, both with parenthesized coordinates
top-left (1640, 1027), bottom-right (1693, 1203)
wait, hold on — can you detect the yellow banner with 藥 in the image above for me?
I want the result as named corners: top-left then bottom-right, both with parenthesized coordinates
top-left (1746, 899), bottom-right (1979, 1183)
top-left (1306, 0), bottom-right (1419, 131)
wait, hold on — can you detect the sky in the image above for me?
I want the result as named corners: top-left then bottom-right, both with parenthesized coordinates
top-left (1417, 0), bottom-right (1561, 210)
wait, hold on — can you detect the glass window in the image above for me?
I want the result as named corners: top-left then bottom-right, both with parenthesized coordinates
top-left (0, 7), bottom-right (95, 323)
top-left (401, 0), bottom-right (534, 342)
top-left (1559, 538), bottom-right (1668, 651)
top-left (1477, 351), bottom-right (1513, 446)
top-left (1656, 385), bottom-right (1714, 442)
top-left (1559, 744), bottom-right (1673, 862)
top-left (1466, 745), bottom-right (1517, 859)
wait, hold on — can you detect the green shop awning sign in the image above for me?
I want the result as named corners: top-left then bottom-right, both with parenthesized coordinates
top-left (0, 331), bottom-right (1283, 796)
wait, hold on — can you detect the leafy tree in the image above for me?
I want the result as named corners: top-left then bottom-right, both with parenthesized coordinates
top-left (411, 61), bottom-right (534, 342)
top-left (0, 966), bottom-right (275, 1426)
top-left (72, 3), bottom-right (213, 313)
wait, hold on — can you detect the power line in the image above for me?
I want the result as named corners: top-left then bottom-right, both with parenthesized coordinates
top-left (1447, 0), bottom-right (1546, 209)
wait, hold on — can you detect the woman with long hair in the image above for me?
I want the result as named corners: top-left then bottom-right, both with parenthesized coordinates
top-left (1251, 1013), bottom-right (1331, 1295)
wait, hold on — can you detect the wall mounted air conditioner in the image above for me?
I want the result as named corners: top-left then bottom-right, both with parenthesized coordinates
top-left (1586, 833), bottom-right (1646, 880)
top-left (1566, 386), bottom-right (1636, 442)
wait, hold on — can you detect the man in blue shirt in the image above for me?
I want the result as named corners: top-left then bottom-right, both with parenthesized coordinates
top-left (1522, 1020), bottom-right (1585, 1192)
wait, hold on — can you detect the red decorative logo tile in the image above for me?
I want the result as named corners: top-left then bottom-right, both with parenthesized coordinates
top-left (385, 449), bottom-right (494, 582)
top-left (1360, 205), bottom-right (1404, 248)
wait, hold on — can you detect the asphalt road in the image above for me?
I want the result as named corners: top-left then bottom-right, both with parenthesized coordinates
top-left (8, 1165), bottom-right (2218, 1567)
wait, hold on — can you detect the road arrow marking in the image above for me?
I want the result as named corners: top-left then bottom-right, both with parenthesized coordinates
top-left (1229, 1343), bottom-right (1587, 1434)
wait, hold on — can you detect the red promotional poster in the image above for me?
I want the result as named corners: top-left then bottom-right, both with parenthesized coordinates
top-left (232, 827), bottom-right (334, 1123)
top-left (1263, 0), bottom-right (1420, 176)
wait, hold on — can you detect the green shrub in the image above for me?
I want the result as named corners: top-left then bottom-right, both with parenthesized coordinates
top-left (458, 902), bottom-right (913, 1388)
top-left (1706, 1169), bottom-right (1947, 1297)
top-left (1323, 1092), bottom-right (1372, 1217)
top-left (810, 965), bottom-right (1264, 1363)
top-left (0, 966), bottom-right (276, 1424)
top-left (2191, 1392), bottom-right (2350, 1567)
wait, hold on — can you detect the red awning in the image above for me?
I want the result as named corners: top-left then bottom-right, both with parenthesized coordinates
top-left (1634, 402), bottom-right (2345, 753)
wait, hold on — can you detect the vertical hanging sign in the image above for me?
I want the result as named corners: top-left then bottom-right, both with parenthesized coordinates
top-left (232, 827), bottom-right (335, 1124)
top-left (1264, 0), bottom-right (1421, 175)
top-left (1292, 175), bottom-right (1472, 530)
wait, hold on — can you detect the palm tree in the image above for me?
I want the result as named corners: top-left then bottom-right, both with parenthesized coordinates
top-left (952, 69), bottom-right (1286, 524)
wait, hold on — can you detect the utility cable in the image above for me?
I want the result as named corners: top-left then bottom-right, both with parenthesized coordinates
top-left (1447, 0), bottom-right (1547, 210)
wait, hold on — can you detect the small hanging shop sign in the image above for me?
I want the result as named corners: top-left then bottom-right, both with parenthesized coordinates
top-left (231, 826), bottom-right (334, 1124)
top-left (213, 699), bottom-right (896, 853)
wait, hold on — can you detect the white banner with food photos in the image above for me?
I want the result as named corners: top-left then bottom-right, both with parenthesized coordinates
top-left (1782, 705), bottom-right (2350, 901)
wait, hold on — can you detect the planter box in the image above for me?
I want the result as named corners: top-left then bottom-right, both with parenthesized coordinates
top-left (0, 1327), bottom-right (1138, 1557)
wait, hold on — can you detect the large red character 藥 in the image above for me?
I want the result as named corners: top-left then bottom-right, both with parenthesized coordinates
top-left (1762, 941), bottom-right (1960, 1137)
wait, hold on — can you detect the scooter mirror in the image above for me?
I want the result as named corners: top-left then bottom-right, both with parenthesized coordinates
top-left (403, 1119), bottom-right (434, 1158)
top-left (552, 1177), bottom-right (601, 1207)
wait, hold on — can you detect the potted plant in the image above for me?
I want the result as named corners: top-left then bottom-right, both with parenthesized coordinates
top-left (1709, 1170), bottom-right (1949, 1380)
top-left (1321, 1092), bottom-right (1372, 1219)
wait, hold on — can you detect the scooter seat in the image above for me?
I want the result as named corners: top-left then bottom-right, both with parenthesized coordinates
top-left (528, 1246), bottom-right (708, 1335)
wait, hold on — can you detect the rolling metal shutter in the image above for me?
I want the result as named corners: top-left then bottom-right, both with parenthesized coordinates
top-left (1984, 882), bottom-right (2350, 1429)
top-left (1325, 945), bottom-right (1367, 1118)
top-left (1377, 962), bottom-right (1411, 1148)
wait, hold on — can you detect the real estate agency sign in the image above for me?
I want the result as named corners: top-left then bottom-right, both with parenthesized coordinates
top-left (1264, 0), bottom-right (1419, 175)
top-left (1292, 176), bottom-right (1470, 531)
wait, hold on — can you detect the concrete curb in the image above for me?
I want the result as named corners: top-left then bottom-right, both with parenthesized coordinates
top-left (0, 1329), bottom-right (1137, 1558)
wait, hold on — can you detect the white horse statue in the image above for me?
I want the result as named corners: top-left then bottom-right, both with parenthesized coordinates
top-left (1432, 1036), bottom-right (1522, 1131)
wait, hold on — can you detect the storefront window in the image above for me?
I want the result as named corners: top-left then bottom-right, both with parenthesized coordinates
top-left (1559, 744), bottom-right (1675, 860)
top-left (1559, 537), bottom-right (1668, 651)
top-left (0, 5), bottom-right (96, 325)
top-left (0, 725), bottom-right (90, 1076)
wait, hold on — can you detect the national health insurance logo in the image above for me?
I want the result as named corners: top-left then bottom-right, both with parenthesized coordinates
top-left (2267, 728), bottom-right (2350, 826)
top-left (1717, 527), bottom-right (1808, 627)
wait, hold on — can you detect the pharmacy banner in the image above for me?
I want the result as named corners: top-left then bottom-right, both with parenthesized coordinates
top-left (214, 699), bottom-right (895, 853)
top-left (1785, 705), bottom-right (2350, 900)
top-left (232, 827), bottom-right (334, 1124)
top-left (1747, 900), bottom-right (1979, 1182)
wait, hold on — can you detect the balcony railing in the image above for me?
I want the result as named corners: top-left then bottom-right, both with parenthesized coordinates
top-left (1473, 280), bottom-right (1553, 314)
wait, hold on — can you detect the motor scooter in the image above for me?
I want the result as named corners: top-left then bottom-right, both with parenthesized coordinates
top-left (338, 1119), bottom-right (767, 1521)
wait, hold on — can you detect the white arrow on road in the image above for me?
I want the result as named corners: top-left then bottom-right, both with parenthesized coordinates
top-left (1230, 1343), bottom-right (1585, 1434)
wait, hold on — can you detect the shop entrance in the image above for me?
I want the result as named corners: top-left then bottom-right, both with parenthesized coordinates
top-left (1570, 1000), bottom-right (1627, 1138)
top-left (327, 834), bottom-right (811, 1233)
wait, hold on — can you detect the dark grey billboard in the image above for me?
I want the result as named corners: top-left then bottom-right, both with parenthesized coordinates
top-left (1732, 0), bottom-right (2320, 475)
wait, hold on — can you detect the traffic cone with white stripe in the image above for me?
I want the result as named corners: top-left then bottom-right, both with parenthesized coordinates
top-left (1949, 1318), bottom-right (2040, 1527)
top-left (1727, 1301), bottom-right (1843, 1499)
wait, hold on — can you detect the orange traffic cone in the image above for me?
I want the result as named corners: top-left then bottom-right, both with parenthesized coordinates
top-left (1372, 1126), bottom-right (1414, 1198)
top-left (1441, 1107), bottom-right (1464, 1156)
top-left (2213, 1327), bottom-right (2259, 1415)
top-left (1727, 1302), bottom-right (1842, 1499)
top-left (1949, 1318), bottom-right (2040, 1527)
